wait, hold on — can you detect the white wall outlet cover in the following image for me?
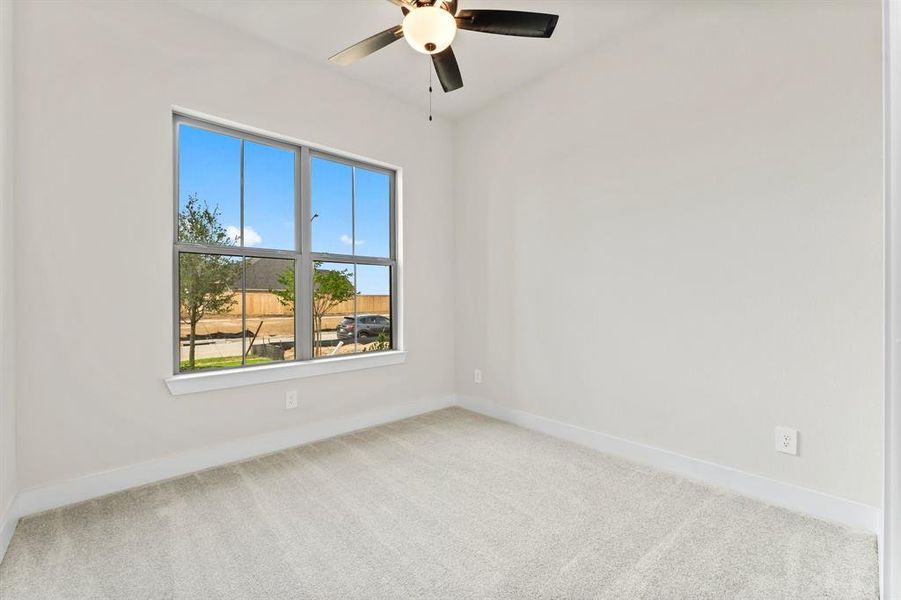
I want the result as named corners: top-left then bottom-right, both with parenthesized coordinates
top-left (285, 390), bottom-right (298, 410)
top-left (775, 426), bottom-right (798, 455)
top-left (474, 369), bottom-right (482, 384)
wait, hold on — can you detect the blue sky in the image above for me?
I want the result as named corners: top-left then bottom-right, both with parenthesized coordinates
top-left (178, 124), bottom-right (390, 295)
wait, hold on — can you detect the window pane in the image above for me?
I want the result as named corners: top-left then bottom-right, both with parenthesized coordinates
top-left (354, 168), bottom-right (390, 258)
top-left (244, 257), bottom-right (295, 364)
top-left (244, 142), bottom-right (295, 251)
top-left (178, 253), bottom-right (243, 371)
top-left (312, 261), bottom-right (355, 358)
top-left (311, 157), bottom-right (353, 255)
top-left (178, 125), bottom-right (241, 247)
top-left (351, 264), bottom-right (392, 354)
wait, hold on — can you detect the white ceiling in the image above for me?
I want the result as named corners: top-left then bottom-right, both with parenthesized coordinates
top-left (175, 0), bottom-right (663, 119)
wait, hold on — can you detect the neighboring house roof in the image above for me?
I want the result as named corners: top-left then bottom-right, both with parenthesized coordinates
top-left (244, 257), bottom-right (292, 291)
top-left (243, 258), bottom-right (358, 292)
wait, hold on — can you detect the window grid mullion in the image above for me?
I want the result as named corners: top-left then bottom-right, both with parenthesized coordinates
top-left (299, 146), bottom-right (313, 361)
top-left (352, 166), bottom-right (357, 349)
top-left (389, 170), bottom-right (397, 352)
top-left (240, 139), bottom-right (246, 365)
top-left (308, 253), bottom-right (394, 267)
top-left (172, 118), bottom-right (181, 374)
top-left (175, 243), bottom-right (297, 260)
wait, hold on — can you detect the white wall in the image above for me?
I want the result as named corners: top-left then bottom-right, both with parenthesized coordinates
top-left (454, 0), bottom-right (884, 507)
top-left (12, 1), bottom-right (455, 491)
top-left (885, 0), bottom-right (901, 593)
top-left (1, 0), bottom-right (18, 529)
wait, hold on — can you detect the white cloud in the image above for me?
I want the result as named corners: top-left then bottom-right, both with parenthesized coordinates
top-left (226, 225), bottom-right (263, 247)
top-left (340, 234), bottom-right (365, 246)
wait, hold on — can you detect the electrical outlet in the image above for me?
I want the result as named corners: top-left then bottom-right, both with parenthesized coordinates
top-left (285, 390), bottom-right (298, 410)
top-left (775, 426), bottom-right (798, 455)
top-left (474, 369), bottom-right (482, 384)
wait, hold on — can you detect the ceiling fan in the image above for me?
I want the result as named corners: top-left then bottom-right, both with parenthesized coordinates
top-left (328, 0), bottom-right (559, 93)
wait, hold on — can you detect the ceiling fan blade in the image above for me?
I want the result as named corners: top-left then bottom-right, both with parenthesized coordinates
top-left (432, 47), bottom-right (463, 92)
top-left (385, 0), bottom-right (416, 9)
top-left (399, 0), bottom-right (453, 16)
top-left (455, 10), bottom-right (559, 38)
top-left (329, 25), bottom-right (403, 66)
top-left (439, 0), bottom-right (458, 14)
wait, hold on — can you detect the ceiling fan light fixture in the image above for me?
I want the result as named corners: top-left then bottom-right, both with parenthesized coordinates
top-left (402, 6), bottom-right (456, 55)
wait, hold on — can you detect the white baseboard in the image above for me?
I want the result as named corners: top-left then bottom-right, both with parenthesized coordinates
top-left (13, 395), bottom-right (455, 522)
top-left (457, 395), bottom-right (881, 535)
top-left (0, 494), bottom-right (18, 563)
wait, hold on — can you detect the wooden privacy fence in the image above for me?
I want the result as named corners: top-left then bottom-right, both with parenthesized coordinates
top-left (221, 292), bottom-right (390, 317)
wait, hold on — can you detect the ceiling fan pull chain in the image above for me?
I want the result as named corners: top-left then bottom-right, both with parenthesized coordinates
top-left (428, 56), bottom-right (433, 123)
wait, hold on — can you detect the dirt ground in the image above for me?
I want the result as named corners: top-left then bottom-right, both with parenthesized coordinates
top-left (180, 315), bottom-right (386, 340)
top-left (180, 316), bottom-right (294, 340)
top-left (288, 341), bottom-right (383, 360)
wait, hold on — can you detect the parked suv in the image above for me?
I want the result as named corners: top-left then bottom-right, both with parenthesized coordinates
top-left (336, 314), bottom-right (391, 341)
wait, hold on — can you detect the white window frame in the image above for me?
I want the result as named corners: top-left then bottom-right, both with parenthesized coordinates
top-left (166, 109), bottom-right (405, 395)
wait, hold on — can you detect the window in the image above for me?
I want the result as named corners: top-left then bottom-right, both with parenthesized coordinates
top-left (174, 116), bottom-right (396, 373)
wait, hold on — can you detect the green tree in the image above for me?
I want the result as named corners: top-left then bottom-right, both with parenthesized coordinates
top-left (312, 263), bottom-right (355, 351)
top-left (272, 262), bottom-right (355, 353)
top-left (271, 267), bottom-right (295, 314)
top-left (178, 194), bottom-right (242, 370)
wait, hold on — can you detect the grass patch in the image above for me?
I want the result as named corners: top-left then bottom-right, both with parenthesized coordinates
top-left (180, 356), bottom-right (273, 371)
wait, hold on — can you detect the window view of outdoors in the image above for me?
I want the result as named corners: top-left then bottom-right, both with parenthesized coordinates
top-left (245, 257), bottom-right (295, 363)
top-left (352, 167), bottom-right (390, 258)
top-left (311, 157), bottom-right (353, 255)
top-left (311, 262), bottom-right (392, 357)
top-left (176, 120), bottom-right (393, 371)
top-left (312, 262), bottom-right (355, 357)
top-left (177, 123), bottom-right (297, 372)
top-left (349, 264), bottom-right (392, 353)
top-left (177, 241), bottom-right (297, 372)
top-left (178, 125), bottom-right (240, 247)
top-left (178, 251), bottom-right (243, 370)
top-left (244, 141), bottom-right (295, 251)
top-left (311, 158), bottom-right (392, 357)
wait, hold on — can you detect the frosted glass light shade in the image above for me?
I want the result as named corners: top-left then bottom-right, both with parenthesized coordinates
top-left (402, 6), bottom-right (456, 55)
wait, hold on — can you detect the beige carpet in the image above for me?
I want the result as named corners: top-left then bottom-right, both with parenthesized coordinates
top-left (0, 407), bottom-right (878, 599)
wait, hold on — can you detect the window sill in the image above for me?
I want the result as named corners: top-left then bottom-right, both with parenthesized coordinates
top-left (165, 351), bottom-right (407, 396)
